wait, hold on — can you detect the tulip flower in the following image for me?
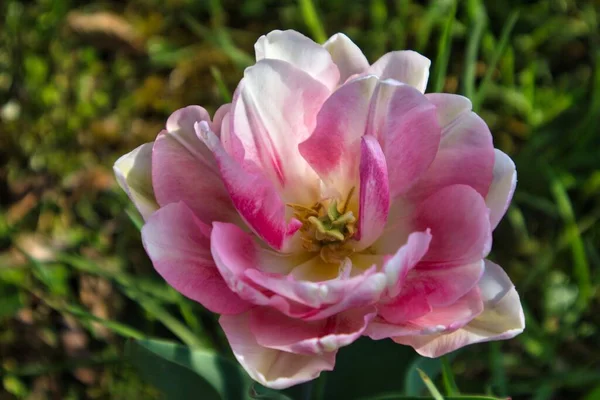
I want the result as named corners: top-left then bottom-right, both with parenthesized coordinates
top-left (115, 30), bottom-right (524, 389)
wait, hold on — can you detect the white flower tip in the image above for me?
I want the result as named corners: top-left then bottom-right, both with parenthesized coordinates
top-left (194, 121), bottom-right (218, 150)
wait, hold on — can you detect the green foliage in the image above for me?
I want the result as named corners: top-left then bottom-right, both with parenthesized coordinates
top-left (1, 0), bottom-right (599, 398)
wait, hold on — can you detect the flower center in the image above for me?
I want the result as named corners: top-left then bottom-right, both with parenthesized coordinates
top-left (287, 188), bottom-right (356, 264)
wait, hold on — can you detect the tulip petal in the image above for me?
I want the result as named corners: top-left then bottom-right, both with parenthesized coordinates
top-left (365, 51), bottom-right (431, 93)
top-left (356, 135), bottom-right (390, 250)
top-left (250, 307), bottom-right (376, 355)
top-left (197, 123), bottom-right (302, 251)
top-left (377, 260), bottom-right (484, 325)
top-left (229, 59), bottom-right (330, 204)
top-left (392, 260), bottom-right (524, 357)
top-left (367, 287), bottom-right (483, 339)
top-left (486, 149), bottom-right (517, 230)
top-left (300, 75), bottom-right (379, 197)
top-left (220, 313), bottom-right (335, 389)
top-left (323, 33), bottom-right (370, 83)
top-left (113, 142), bottom-right (158, 220)
top-left (152, 106), bottom-right (238, 224)
top-left (407, 94), bottom-right (495, 201)
top-left (141, 202), bottom-right (250, 315)
top-left (255, 30), bottom-right (340, 91)
top-left (416, 185), bottom-right (492, 267)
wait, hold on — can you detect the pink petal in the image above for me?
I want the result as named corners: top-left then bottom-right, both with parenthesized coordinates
top-left (365, 51), bottom-right (431, 93)
top-left (113, 142), bottom-right (158, 220)
top-left (323, 33), bottom-right (370, 83)
top-left (220, 313), bottom-right (335, 389)
top-left (152, 106), bottom-right (238, 225)
top-left (197, 123), bottom-right (302, 251)
top-left (229, 59), bottom-right (330, 204)
top-left (377, 260), bottom-right (484, 325)
top-left (141, 202), bottom-right (250, 315)
top-left (368, 287), bottom-right (483, 339)
top-left (407, 94), bottom-right (495, 201)
top-left (486, 150), bottom-right (517, 230)
top-left (392, 260), bottom-right (524, 357)
top-left (255, 30), bottom-right (340, 91)
top-left (370, 82), bottom-right (441, 199)
top-left (356, 135), bottom-right (390, 249)
top-left (250, 307), bottom-right (376, 355)
top-left (299, 75), bottom-right (379, 197)
top-left (415, 185), bottom-right (492, 267)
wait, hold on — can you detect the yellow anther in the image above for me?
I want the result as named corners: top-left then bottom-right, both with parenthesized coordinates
top-left (331, 211), bottom-right (356, 226)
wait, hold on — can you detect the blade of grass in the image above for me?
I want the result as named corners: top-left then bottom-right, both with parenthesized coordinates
top-left (489, 342), bottom-right (507, 397)
top-left (474, 10), bottom-right (519, 110)
top-left (431, 0), bottom-right (457, 93)
top-left (210, 66), bottom-right (232, 103)
top-left (441, 356), bottom-right (459, 396)
top-left (298, 0), bottom-right (327, 43)
top-left (462, 3), bottom-right (487, 99)
top-left (418, 368), bottom-right (445, 400)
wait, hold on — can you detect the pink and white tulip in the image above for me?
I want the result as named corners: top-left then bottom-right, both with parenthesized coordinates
top-left (114, 30), bottom-right (524, 389)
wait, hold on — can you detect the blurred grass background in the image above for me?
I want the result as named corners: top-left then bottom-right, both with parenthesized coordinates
top-left (0, 0), bottom-right (599, 399)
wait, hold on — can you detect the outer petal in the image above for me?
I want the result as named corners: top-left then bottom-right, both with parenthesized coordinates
top-left (393, 260), bottom-right (524, 357)
top-left (220, 313), bottom-right (335, 389)
top-left (113, 142), bottom-right (158, 220)
top-left (255, 30), bottom-right (340, 91)
top-left (367, 287), bottom-right (483, 339)
top-left (250, 307), bottom-right (375, 355)
top-left (377, 260), bottom-right (484, 325)
top-left (356, 136), bottom-right (390, 250)
top-left (365, 51), bottom-right (430, 93)
top-left (323, 33), bottom-right (370, 83)
top-left (415, 185), bottom-right (492, 267)
top-left (141, 202), bottom-right (250, 315)
top-left (152, 106), bottom-right (238, 224)
top-left (197, 123), bottom-right (301, 251)
top-left (408, 94), bottom-right (495, 201)
top-left (229, 59), bottom-right (330, 204)
top-left (486, 149), bottom-right (517, 230)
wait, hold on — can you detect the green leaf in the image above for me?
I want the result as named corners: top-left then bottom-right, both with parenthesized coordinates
top-left (321, 337), bottom-right (419, 399)
top-left (418, 369), bottom-right (444, 400)
top-left (359, 395), bottom-right (509, 400)
top-left (405, 356), bottom-right (443, 396)
top-left (127, 339), bottom-right (251, 400)
top-left (249, 384), bottom-right (294, 400)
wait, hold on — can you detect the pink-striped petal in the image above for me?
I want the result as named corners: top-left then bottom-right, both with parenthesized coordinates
top-left (152, 106), bottom-right (238, 224)
top-left (250, 307), bottom-right (376, 355)
top-left (141, 202), bottom-right (250, 315)
top-left (392, 260), bottom-right (524, 357)
top-left (197, 123), bottom-right (302, 251)
top-left (486, 149), bottom-right (517, 230)
top-left (323, 33), bottom-right (370, 83)
top-left (255, 30), bottom-right (340, 91)
top-left (365, 51), bottom-right (430, 93)
top-left (299, 75), bottom-right (379, 197)
top-left (113, 142), bottom-right (158, 220)
top-left (356, 136), bottom-right (390, 250)
top-left (228, 59), bottom-right (330, 204)
top-left (220, 313), bottom-right (335, 389)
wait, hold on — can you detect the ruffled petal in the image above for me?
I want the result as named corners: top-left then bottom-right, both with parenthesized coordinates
top-left (152, 106), bottom-right (238, 224)
top-left (392, 260), bottom-right (524, 357)
top-left (220, 313), bottom-right (335, 389)
top-left (486, 150), bottom-right (517, 230)
top-left (323, 33), bottom-right (369, 83)
top-left (113, 142), bottom-right (158, 220)
top-left (376, 260), bottom-right (484, 325)
top-left (197, 123), bottom-right (301, 251)
top-left (250, 307), bottom-right (376, 355)
top-left (229, 59), bottom-right (330, 204)
top-left (356, 136), bottom-right (390, 250)
top-left (365, 51), bottom-right (430, 93)
top-left (141, 202), bottom-right (250, 315)
top-left (255, 30), bottom-right (340, 91)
